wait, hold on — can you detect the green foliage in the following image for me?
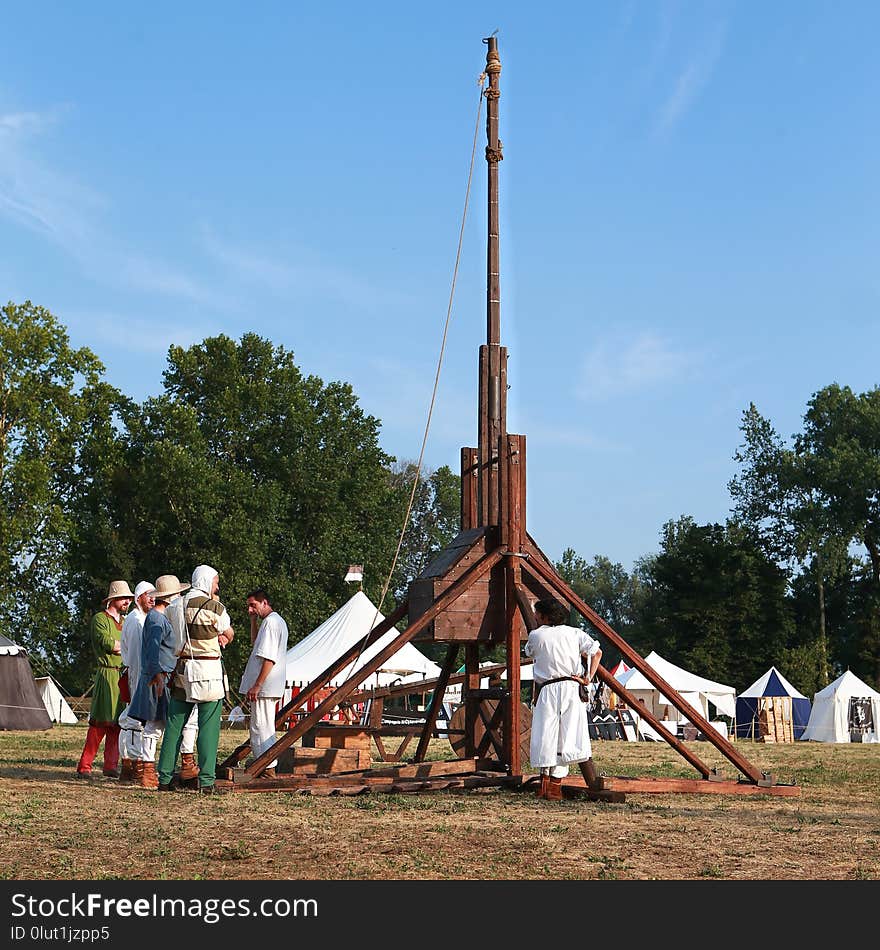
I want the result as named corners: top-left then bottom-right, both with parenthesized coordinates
top-left (0, 301), bottom-right (124, 675)
top-left (555, 547), bottom-right (646, 665)
top-left (388, 460), bottom-right (461, 603)
top-left (633, 518), bottom-right (794, 689)
top-left (67, 333), bottom-right (404, 684)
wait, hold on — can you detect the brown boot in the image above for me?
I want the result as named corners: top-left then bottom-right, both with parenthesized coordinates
top-left (579, 757), bottom-right (602, 790)
top-left (546, 776), bottom-right (564, 801)
top-left (535, 774), bottom-right (550, 798)
top-left (118, 758), bottom-right (136, 785)
top-left (138, 761), bottom-right (159, 789)
top-left (179, 753), bottom-right (200, 781)
top-left (261, 767), bottom-right (277, 780)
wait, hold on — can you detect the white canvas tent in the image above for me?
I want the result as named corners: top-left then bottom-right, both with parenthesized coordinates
top-left (285, 590), bottom-right (442, 691)
top-left (801, 669), bottom-right (880, 743)
top-left (35, 676), bottom-right (79, 724)
top-left (616, 651), bottom-right (737, 727)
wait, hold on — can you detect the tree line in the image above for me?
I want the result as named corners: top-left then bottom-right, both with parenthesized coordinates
top-left (1, 301), bottom-right (458, 692)
top-left (3, 300), bottom-right (878, 696)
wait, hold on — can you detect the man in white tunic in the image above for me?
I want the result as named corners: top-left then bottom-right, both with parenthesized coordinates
top-left (524, 597), bottom-right (602, 801)
top-left (239, 588), bottom-right (289, 779)
top-left (117, 581), bottom-right (156, 782)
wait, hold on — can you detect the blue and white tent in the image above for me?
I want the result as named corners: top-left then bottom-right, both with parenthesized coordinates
top-left (735, 667), bottom-right (812, 740)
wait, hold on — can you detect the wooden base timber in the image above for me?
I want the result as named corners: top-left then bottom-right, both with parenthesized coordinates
top-left (599, 775), bottom-right (801, 797)
top-left (227, 757), bottom-right (508, 794)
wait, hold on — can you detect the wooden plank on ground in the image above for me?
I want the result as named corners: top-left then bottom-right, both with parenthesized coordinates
top-left (600, 775), bottom-right (801, 797)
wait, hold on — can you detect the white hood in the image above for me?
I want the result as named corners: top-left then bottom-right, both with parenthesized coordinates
top-left (190, 564), bottom-right (218, 596)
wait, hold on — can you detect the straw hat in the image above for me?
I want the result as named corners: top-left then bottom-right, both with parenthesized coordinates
top-left (153, 574), bottom-right (191, 602)
top-left (102, 580), bottom-right (134, 604)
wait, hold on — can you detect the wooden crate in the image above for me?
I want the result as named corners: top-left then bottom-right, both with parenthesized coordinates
top-left (758, 696), bottom-right (793, 743)
top-left (279, 746), bottom-right (371, 775)
top-left (311, 725), bottom-right (372, 752)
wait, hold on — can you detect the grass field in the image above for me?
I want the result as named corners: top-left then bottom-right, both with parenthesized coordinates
top-left (1, 724), bottom-right (878, 880)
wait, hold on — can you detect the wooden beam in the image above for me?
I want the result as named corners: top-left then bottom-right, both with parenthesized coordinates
top-left (245, 547), bottom-right (505, 775)
top-left (414, 643), bottom-right (459, 762)
top-left (594, 665), bottom-right (715, 779)
top-left (522, 547), bottom-right (768, 785)
top-left (218, 600), bottom-right (408, 771)
top-left (598, 775), bottom-right (801, 797)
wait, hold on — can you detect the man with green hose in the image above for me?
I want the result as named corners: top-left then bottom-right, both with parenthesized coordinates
top-left (157, 564), bottom-right (234, 794)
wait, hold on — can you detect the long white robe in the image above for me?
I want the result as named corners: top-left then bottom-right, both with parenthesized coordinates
top-left (525, 623), bottom-right (600, 770)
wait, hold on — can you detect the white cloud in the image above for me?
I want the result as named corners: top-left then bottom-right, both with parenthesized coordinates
top-left (655, 20), bottom-right (727, 134)
top-left (64, 310), bottom-right (209, 356)
top-left (199, 227), bottom-right (416, 314)
top-left (576, 331), bottom-right (700, 401)
top-left (0, 107), bottom-right (222, 308)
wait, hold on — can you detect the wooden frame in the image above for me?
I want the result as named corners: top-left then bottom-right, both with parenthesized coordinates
top-left (219, 36), bottom-right (798, 800)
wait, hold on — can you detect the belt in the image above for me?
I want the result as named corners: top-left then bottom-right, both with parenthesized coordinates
top-left (533, 675), bottom-right (578, 700)
top-left (177, 655), bottom-right (221, 660)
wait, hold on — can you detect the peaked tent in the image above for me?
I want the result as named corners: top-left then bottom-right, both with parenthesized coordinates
top-left (736, 666), bottom-right (811, 740)
top-left (608, 660), bottom-right (631, 678)
top-left (0, 633), bottom-right (53, 731)
top-left (801, 670), bottom-right (880, 743)
top-left (285, 590), bottom-right (442, 690)
top-left (616, 651), bottom-right (737, 723)
top-left (35, 675), bottom-right (79, 724)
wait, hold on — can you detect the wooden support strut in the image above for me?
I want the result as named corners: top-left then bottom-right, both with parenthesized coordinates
top-left (512, 583), bottom-right (716, 780)
top-left (218, 601), bottom-right (409, 772)
top-left (520, 547), bottom-right (767, 784)
top-left (241, 547), bottom-right (506, 778)
top-left (413, 643), bottom-right (460, 762)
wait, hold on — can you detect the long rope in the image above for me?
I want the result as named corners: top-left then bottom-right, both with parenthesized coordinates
top-left (341, 74), bottom-right (488, 693)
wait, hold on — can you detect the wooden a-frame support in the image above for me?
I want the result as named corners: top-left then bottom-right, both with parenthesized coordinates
top-left (218, 36), bottom-right (797, 800)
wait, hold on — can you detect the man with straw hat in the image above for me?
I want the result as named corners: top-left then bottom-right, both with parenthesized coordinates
top-left (128, 574), bottom-right (191, 788)
top-left (76, 580), bottom-right (134, 778)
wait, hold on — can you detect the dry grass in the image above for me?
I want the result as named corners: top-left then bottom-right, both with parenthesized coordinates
top-left (1, 725), bottom-right (878, 880)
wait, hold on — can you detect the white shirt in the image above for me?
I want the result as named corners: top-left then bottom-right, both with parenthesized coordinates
top-left (120, 606), bottom-right (148, 692)
top-left (524, 623), bottom-right (600, 683)
top-left (239, 612), bottom-right (289, 698)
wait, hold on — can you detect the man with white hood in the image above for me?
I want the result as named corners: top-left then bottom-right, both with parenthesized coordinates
top-left (117, 580), bottom-right (156, 783)
top-left (157, 564), bottom-right (234, 794)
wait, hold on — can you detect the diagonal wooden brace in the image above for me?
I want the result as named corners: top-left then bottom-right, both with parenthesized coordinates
top-left (521, 546), bottom-right (766, 785)
top-left (242, 547), bottom-right (506, 777)
top-left (218, 601), bottom-right (409, 772)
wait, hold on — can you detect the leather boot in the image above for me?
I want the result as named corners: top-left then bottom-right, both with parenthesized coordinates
top-left (118, 758), bottom-right (136, 785)
top-left (138, 761), bottom-right (159, 789)
top-left (579, 757), bottom-right (602, 790)
top-left (546, 776), bottom-right (564, 801)
top-left (536, 774), bottom-right (550, 798)
top-left (179, 753), bottom-right (200, 781)
top-left (262, 767), bottom-right (277, 780)
top-left (133, 761), bottom-right (146, 786)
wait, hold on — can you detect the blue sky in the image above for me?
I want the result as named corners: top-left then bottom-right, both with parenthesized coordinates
top-left (3, 2), bottom-right (879, 573)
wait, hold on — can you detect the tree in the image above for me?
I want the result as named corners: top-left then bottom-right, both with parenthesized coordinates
top-left (729, 403), bottom-right (847, 684)
top-left (797, 384), bottom-right (880, 686)
top-left (633, 518), bottom-right (794, 689)
top-left (0, 301), bottom-right (122, 675)
top-left (387, 460), bottom-right (461, 603)
top-left (555, 548), bottom-right (645, 665)
top-left (68, 332), bottom-right (405, 683)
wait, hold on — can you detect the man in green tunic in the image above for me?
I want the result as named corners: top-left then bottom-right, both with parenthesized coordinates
top-left (76, 580), bottom-right (134, 778)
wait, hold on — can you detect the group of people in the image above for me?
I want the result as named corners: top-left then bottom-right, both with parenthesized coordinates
top-left (75, 565), bottom-right (289, 793)
top-left (75, 577), bottom-right (595, 799)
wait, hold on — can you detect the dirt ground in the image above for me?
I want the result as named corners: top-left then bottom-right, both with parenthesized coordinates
top-left (0, 725), bottom-right (878, 880)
